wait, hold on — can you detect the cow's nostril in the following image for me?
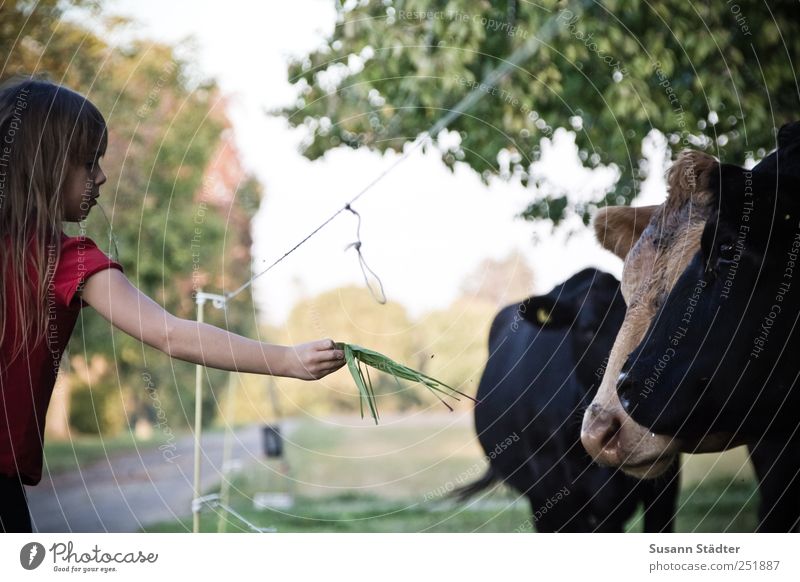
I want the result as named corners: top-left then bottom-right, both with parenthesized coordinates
top-left (582, 406), bottom-right (624, 463)
top-left (599, 415), bottom-right (621, 450)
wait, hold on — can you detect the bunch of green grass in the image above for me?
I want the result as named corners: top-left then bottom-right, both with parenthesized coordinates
top-left (335, 342), bottom-right (476, 424)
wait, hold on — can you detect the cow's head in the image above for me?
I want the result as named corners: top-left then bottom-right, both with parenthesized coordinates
top-left (617, 162), bottom-right (800, 435)
top-left (519, 268), bottom-right (626, 392)
top-left (580, 150), bottom-right (732, 478)
top-left (581, 122), bottom-right (800, 477)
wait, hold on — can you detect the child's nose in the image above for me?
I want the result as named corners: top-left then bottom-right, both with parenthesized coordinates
top-left (95, 169), bottom-right (107, 187)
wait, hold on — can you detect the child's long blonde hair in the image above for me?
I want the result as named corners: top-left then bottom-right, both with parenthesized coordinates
top-left (0, 77), bottom-right (107, 363)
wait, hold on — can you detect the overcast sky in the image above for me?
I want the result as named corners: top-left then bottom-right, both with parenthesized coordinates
top-left (101, 0), bottom-right (669, 325)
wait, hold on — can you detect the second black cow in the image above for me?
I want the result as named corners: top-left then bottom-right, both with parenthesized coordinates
top-left (459, 268), bottom-right (680, 532)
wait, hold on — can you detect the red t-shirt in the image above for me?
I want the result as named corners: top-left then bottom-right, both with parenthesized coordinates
top-left (1, 233), bottom-right (122, 485)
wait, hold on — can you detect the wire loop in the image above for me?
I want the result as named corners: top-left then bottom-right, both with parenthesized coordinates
top-left (345, 204), bottom-right (387, 304)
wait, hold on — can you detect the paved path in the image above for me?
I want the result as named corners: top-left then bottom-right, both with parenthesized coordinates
top-left (26, 424), bottom-right (269, 532)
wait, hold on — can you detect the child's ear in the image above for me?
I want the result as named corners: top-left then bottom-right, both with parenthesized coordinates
top-left (594, 205), bottom-right (658, 260)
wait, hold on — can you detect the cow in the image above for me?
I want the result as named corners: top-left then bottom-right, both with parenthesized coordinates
top-left (580, 123), bottom-right (800, 531)
top-left (457, 268), bottom-right (680, 532)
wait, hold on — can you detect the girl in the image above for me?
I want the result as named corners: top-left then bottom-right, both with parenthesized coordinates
top-left (0, 78), bottom-right (345, 533)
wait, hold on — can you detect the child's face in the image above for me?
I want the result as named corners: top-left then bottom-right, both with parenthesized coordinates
top-left (62, 157), bottom-right (107, 222)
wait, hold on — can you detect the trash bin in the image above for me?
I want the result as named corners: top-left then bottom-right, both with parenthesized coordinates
top-left (261, 424), bottom-right (283, 458)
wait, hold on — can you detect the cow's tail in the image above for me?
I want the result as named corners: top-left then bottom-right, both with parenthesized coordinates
top-left (450, 467), bottom-right (498, 502)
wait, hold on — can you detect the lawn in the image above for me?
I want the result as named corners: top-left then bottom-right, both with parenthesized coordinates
top-left (42, 430), bottom-right (173, 474)
top-left (142, 412), bottom-right (762, 533)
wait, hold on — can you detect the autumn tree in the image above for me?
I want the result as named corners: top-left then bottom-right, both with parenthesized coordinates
top-left (2, 1), bottom-right (263, 435)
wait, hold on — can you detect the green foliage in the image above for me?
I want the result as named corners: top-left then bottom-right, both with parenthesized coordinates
top-left (280, 0), bottom-right (800, 224)
top-left (68, 380), bottom-right (126, 436)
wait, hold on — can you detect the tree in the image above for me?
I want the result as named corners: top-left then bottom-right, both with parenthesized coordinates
top-left (280, 0), bottom-right (800, 225)
top-left (413, 296), bottom-right (496, 399)
top-left (460, 249), bottom-right (535, 308)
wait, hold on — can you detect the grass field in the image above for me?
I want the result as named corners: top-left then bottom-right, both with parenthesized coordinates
top-left (143, 412), bottom-right (762, 533)
top-left (42, 430), bottom-right (172, 474)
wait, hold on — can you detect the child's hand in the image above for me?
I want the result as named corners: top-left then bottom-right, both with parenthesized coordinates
top-left (285, 339), bottom-right (345, 380)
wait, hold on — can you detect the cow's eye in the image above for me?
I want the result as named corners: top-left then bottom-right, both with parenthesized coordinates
top-left (704, 241), bottom-right (738, 280)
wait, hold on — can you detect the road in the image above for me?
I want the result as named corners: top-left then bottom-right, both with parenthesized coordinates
top-left (25, 424), bottom-right (270, 532)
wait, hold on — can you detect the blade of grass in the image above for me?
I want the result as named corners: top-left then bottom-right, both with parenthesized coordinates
top-left (352, 345), bottom-right (475, 402)
top-left (359, 359), bottom-right (379, 422)
top-left (336, 342), bottom-right (475, 423)
top-left (344, 344), bottom-right (369, 422)
top-left (363, 363), bottom-right (379, 421)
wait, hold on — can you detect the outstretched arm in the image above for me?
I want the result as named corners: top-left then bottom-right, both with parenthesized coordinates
top-left (80, 269), bottom-right (344, 380)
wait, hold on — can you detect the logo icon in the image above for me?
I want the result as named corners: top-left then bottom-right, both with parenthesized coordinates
top-left (20, 542), bottom-right (46, 570)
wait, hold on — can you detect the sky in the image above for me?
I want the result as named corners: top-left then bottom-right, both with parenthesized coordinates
top-left (99, 0), bottom-right (669, 325)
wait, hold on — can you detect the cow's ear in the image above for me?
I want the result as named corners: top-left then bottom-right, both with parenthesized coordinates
top-left (518, 272), bottom-right (598, 328)
top-left (667, 150), bottom-right (718, 203)
top-left (519, 292), bottom-right (580, 328)
top-left (593, 205), bottom-right (658, 260)
top-left (778, 121), bottom-right (800, 148)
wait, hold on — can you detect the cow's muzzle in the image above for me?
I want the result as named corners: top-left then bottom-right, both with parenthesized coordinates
top-left (581, 402), bottom-right (623, 466)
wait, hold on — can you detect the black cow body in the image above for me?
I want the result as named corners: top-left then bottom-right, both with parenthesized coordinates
top-left (462, 269), bottom-right (680, 532)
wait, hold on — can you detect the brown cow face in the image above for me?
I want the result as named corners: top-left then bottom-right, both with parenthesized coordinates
top-left (580, 151), bottom-right (735, 478)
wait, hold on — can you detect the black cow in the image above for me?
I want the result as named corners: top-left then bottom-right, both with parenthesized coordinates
top-left (618, 122), bottom-right (800, 442)
top-left (461, 267), bottom-right (800, 531)
top-left (458, 268), bottom-right (680, 532)
top-left (600, 124), bottom-right (800, 531)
